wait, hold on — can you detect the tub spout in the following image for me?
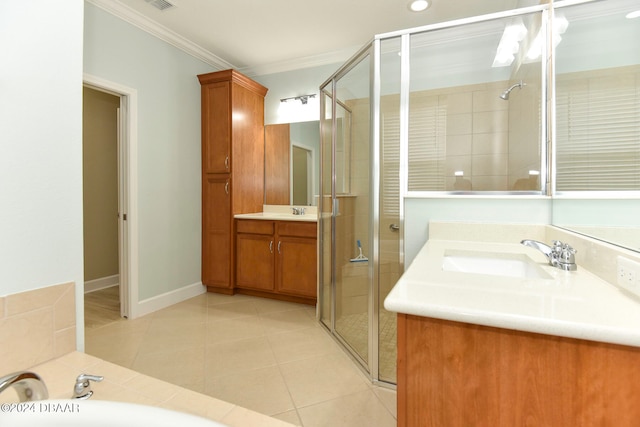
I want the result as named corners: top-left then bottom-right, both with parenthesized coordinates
top-left (0, 371), bottom-right (49, 401)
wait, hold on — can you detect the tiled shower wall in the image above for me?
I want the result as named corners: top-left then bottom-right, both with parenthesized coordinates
top-left (0, 282), bottom-right (76, 374)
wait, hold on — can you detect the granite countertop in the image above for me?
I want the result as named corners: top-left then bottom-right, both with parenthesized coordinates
top-left (384, 239), bottom-right (640, 347)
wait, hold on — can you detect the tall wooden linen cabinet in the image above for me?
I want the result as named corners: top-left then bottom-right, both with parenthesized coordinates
top-left (198, 70), bottom-right (268, 293)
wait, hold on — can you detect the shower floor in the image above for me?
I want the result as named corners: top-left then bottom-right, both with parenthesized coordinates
top-left (335, 308), bottom-right (397, 383)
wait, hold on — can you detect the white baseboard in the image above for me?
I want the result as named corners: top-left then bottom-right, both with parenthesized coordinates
top-left (133, 282), bottom-right (206, 319)
top-left (84, 275), bottom-right (119, 293)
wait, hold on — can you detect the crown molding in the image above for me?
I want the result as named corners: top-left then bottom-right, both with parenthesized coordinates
top-left (86, 0), bottom-right (235, 71)
top-left (86, 0), bottom-right (359, 77)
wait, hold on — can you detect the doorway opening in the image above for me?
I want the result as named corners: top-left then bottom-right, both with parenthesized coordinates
top-left (291, 144), bottom-right (313, 206)
top-left (82, 75), bottom-right (137, 327)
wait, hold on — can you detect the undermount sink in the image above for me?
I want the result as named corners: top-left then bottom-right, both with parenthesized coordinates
top-left (442, 250), bottom-right (552, 280)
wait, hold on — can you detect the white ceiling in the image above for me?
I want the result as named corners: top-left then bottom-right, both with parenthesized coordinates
top-left (88, 0), bottom-right (537, 76)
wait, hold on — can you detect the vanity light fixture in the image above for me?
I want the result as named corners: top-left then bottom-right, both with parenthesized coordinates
top-left (409, 0), bottom-right (430, 12)
top-left (280, 94), bottom-right (316, 105)
top-left (626, 10), bottom-right (640, 19)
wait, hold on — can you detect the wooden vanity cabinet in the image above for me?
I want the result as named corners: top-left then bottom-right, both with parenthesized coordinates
top-left (397, 314), bottom-right (640, 427)
top-left (235, 219), bottom-right (317, 304)
top-left (235, 220), bottom-right (275, 292)
top-left (198, 70), bottom-right (268, 293)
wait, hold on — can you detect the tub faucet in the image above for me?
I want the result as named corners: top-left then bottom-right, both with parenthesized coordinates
top-left (72, 373), bottom-right (104, 399)
top-left (0, 371), bottom-right (49, 401)
top-left (521, 239), bottom-right (577, 271)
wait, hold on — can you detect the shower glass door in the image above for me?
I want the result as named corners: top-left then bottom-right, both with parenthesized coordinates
top-left (333, 55), bottom-right (371, 365)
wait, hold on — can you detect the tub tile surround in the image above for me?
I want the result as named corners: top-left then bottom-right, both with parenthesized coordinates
top-left (0, 283), bottom-right (292, 427)
top-left (0, 282), bottom-right (76, 374)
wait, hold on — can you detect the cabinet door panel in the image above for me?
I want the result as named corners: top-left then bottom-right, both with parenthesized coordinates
top-left (236, 234), bottom-right (275, 291)
top-left (202, 81), bottom-right (230, 174)
top-left (277, 237), bottom-right (317, 298)
top-left (203, 176), bottom-right (231, 287)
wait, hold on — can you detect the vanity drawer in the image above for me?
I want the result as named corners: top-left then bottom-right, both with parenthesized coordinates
top-left (278, 221), bottom-right (317, 238)
top-left (236, 219), bottom-right (274, 235)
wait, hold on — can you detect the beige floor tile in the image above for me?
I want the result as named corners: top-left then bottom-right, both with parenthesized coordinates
top-left (207, 300), bottom-right (259, 321)
top-left (251, 297), bottom-right (308, 315)
top-left (139, 318), bottom-right (206, 354)
top-left (271, 409), bottom-right (302, 426)
top-left (150, 299), bottom-right (208, 325)
top-left (279, 352), bottom-right (370, 408)
top-left (204, 365), bottom-right (294, 416)
top-left (372, 386), bottom-right (398, 419)
top-left (85, 328), bottom-right (147, 369)
top-left (222, 406), bottom-right (296, 427)
top-left (297, 389), bottom-right (397, 427)
top-left (85, 292), bottom-right (397, 425)
top-left (132, 346), bottom-right (206, 392)
top-left (267, 325), bottom-right (342, 364)
top-left (260, 308), bottom-right (319, 335)
top-left (206, 292), bottom-right (253, 306)
top-left (206, 315), bottom-right (266, 344)
top-left (204, 336), bottom-right (277, 378)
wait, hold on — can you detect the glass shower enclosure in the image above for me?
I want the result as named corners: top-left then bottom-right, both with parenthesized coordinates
top-left (318, 0), bottom-right (608, 385)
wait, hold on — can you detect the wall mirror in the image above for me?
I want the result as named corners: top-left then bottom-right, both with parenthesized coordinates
top-left (265, 120), bottom-right (320, 206)
top-left (551, 0), bottom-right (640, 252)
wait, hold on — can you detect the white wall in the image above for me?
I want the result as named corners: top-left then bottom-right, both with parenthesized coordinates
top-left (0, 1), bottom-right (85, 344)
top-left (84, 2), bottom-right (214, 301)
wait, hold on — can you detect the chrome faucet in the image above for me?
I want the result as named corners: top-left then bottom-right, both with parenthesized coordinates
top-left (521, 239), bottom-right (577, 271)
top-left (0, 371), bottom-right (49, 401)
top-left (72, 373), bottom-right (104, 399)
top-left (292, 207), bottom-right (306, 215)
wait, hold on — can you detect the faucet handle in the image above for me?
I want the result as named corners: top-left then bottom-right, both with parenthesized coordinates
top-left (559, 243), bottom-right (577, 261)
top-left (73, 373), bottom-right (103, 399)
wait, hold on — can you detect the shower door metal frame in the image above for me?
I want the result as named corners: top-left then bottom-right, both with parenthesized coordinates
top-left (318, 43), bottom-right (384, 382)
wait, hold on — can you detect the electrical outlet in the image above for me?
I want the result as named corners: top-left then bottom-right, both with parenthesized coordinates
top-left (617, 256), bottom-right (640, 297)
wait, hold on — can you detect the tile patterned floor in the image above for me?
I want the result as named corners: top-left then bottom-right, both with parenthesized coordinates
top-left (85, 291), bottom-right (397, 426)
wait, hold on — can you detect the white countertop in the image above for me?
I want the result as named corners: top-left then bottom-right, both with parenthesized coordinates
top-left (384, 239), bottom-right (640, 347)
top-left (234, 205), bottom-right (318, 222)
top-left (234, 212), bottom-right (317, 222)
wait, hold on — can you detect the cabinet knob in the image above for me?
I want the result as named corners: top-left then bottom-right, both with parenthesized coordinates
top-left (224, 181), bottom-right (229, 195)
top-left (225, 156), bottom-right (229, 170)
top-left (277, 241), bottom-right (282, 254)
top-left (269, 240), bottom-right (274, 253)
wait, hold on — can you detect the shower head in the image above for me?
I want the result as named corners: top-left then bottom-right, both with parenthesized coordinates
top-left (499, 80), bottom-right (526, 100)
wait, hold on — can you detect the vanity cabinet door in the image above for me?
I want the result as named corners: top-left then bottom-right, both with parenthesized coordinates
top-left (236, 220), bottom-right (275, 291)
top-left (201, 81), bottom-right (230, 174)
top-left (236, 233), bottom-right (275, 291)
top-left (276, 235), bottom-right (317, 298)
top-left (202, 176), bottom-right (231, 288)
top-left (276, 221), bottom-right (317, 299)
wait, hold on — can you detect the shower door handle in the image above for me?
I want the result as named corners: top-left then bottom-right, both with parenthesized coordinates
top-left (389, 224), bottom-right (399, 231)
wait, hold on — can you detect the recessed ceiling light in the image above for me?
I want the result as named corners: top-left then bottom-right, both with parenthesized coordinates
top-left (409, 0), bottom-right (430, 12)
top-left (626, 10), bottom-right (640, 19)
